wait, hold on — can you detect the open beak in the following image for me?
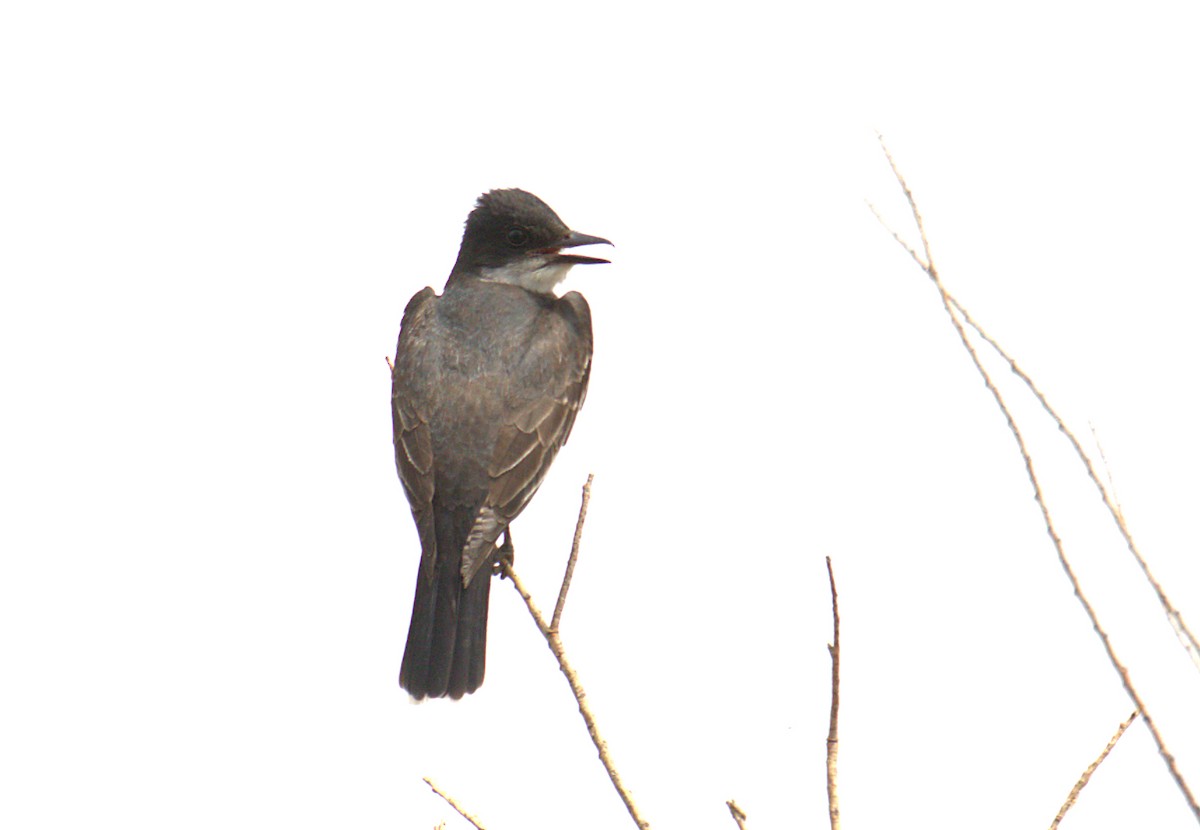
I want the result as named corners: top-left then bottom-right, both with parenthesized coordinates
top-left (548, 230), bottom-right (613, 265)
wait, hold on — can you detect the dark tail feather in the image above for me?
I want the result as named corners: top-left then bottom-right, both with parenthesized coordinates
top-left (399, 506), bottom-right (491, 700)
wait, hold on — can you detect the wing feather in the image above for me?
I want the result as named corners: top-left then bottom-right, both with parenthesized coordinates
top-left (460, 291), bottom-right (593, 587)
top-left (392, 287), bottom-right (438, 578)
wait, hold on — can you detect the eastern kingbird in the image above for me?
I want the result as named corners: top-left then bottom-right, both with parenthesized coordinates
top-left (392, 189), bottom-right (611, 699)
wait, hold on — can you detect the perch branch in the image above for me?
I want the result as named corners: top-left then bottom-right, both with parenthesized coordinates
top-left (502, 497), bottom-right (650, 830)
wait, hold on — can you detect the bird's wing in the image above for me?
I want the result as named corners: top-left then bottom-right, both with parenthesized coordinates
top-left (460, 292), bottom-right (593, 584)
top-left (392, 287), bottom-right (438, 579)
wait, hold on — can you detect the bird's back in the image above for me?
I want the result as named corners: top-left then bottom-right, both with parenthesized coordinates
top-left (396, 279), bottom-right (589, 503)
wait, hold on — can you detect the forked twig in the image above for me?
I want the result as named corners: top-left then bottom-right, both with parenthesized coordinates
top-left (424, 777), bottom-right (487, 830)
top-left (502, 476), bottom-right (650, 830)
top-left (871, 135), bottom-right (1200, 821)
top-left (1049, 711), bottom-right (1139, 829)
top-left (825, 557), bottom-right (841, 830)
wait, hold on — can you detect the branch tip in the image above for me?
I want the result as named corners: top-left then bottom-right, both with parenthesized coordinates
top-left (423, 777), bottom-right (487, 830)
top-left (826, 557), bottom-right (841, 830)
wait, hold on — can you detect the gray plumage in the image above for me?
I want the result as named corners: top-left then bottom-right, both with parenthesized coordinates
top-left (392, 189), bottom-right (610, 700)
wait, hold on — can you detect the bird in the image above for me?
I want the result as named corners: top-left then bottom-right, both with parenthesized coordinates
top-left (391, 189), bottom-right (611, 700)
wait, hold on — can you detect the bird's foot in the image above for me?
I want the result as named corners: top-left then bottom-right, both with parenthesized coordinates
top-left (494, 528), bottom-right (515, 578)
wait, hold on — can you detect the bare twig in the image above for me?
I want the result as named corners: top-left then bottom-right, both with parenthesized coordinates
top-left (726, 799), bottom-right (748, 830)
top-left (825, 556), bottom-right (841, 830)
top-left (1089, 425), bottom-right (1125, 526)
top-left (873, 135), bottom-right (1200, 821)
top-left (423, 777), bottom-right (487, 830)
top-left (926, 280), bottom-right (1200, 676)
top-left (867, 201), bottom-right (929, 273)
top-left (386, 355), bottom-right (394, 372)
top-left (552, 474), bottom-right (594, 631)
top-left (502, 559), bottom-right (650, 829)
top-left (881, 158), bottom-right (1200, 672)
top-left (944, 293), bottom-right (1200, 674)
top-left (1049, 711), bottom-right (1139, 829)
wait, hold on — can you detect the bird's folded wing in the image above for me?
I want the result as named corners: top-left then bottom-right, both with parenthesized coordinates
top-left (392, 287), bottom-right (437, 578)
top-left (460, 294), bottom-right (593, 585)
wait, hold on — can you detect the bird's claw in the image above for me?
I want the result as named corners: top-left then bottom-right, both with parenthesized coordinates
top-left (494, 528), bottom-right (515, 578)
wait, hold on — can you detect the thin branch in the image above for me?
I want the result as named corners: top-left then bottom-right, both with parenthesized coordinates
top-left (726, 799), bottom-right (748, 830)
top-left (873, 135), bottom-right (1200, 821)
top-left (552, 473), bottom-right (594, 631)
top-left (876, 132), bottom-right (938, 271)
top-left (1089, 425), bottom-right (1125, 526)
top-left (866, 200), bottom-right (929, 273)
top-left (423, 777), bottom-right (487, 830)
top-left (386, 355), bottom-right (394, 372)
top-left (502, 559), bottom-right (650, 830)
top-left (825, 556), bottom-right (841, 830)
top-left (1049, 711), bottom-right (1139, 830)
top-left (943, 292), bottom-right (1200, 673)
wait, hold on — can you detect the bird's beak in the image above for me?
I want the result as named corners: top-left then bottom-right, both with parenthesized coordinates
top-left (551, 230), bottom-right (613, 265)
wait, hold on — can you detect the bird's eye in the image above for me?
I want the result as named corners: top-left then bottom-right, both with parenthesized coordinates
top-left (506, 227), bottom-right (529, 247)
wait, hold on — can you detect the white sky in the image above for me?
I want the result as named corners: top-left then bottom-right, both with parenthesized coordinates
top-left (3, 1), bottom-right (1199, 828)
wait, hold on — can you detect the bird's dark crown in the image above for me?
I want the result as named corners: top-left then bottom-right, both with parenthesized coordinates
top-left (450, 189), bottom-right (571, 275)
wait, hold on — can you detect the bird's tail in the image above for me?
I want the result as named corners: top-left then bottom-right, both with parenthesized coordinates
top-left (399, 505), bottom-right (491, 700)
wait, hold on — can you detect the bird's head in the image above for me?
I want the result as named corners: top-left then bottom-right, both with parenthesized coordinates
top-left (449, 189), bottom-right (612, 294)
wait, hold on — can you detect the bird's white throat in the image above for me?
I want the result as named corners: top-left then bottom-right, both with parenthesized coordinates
top-left (478, 256), bottom-right (574, 295)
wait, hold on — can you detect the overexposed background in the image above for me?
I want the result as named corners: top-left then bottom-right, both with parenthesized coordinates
top-left (2, 2), bottom-right (1198, 828)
